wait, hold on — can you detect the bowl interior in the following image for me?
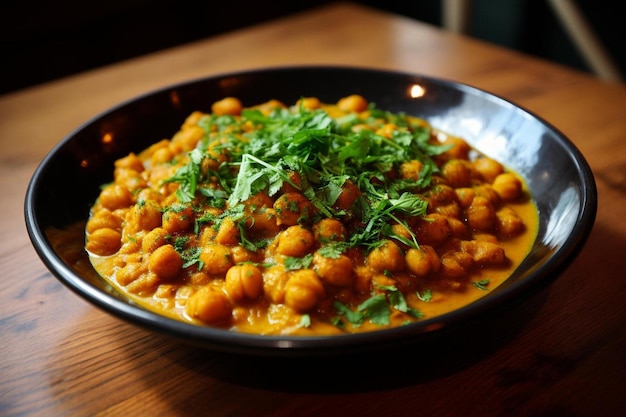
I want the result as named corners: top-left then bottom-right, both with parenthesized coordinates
top-left (24, 66), bottom-right (597, 355)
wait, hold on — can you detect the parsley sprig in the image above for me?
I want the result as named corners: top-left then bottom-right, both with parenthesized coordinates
top-left (164, 102), bottom-right (449, 250)
top-left (333, 285), bottom-right (423, 328)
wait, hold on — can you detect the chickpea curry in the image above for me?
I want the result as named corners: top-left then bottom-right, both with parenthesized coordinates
top-left (85, 94), bottom-right (538, 335)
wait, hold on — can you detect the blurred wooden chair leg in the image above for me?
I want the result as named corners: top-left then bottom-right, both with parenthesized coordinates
top-left (442, 0), bottom-right (623, 82)
top-left (547, 0), bottom-right (622, 82)
top-left (442, 0), bottom-right (472, 34)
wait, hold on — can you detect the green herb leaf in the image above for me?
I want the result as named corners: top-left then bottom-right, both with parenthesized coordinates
top-left (417, 289), bottom-right (432, 302)
top-left (299, 314), bottom-right (311, 328)
top-left (472, 279), bottom-right (491, 291)
top-left (283, 253), bottom-right (314, 270)
top-left (316, 242), bottom-right (350, 258)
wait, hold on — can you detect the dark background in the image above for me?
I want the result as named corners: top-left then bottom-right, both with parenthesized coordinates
top-left (2, 0), bottom-right (624, 95)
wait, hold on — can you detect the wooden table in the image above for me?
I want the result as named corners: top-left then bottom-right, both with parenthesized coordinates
top-left (2, 3), bottom-right (625, 416)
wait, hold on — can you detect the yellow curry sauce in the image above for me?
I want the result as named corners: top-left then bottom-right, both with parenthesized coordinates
top-left (84, 95), bottom-right (538, 335)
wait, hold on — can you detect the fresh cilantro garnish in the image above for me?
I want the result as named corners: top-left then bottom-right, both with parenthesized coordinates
top-left (299, 314), bottom-right (311, 328)
top-left (316, 241), bottom-right (350, 258)
top-left (417, 289), bottom-right (433, 302)
top-left (283, 254), bottom-right (314, 271)
top-left (163, 148), bottom-right (204, 203)
top-left (180, 247), bottom-right (202, 269)
top-left (165, 102), bottom-right (448, 253)
top-left (333, 285), bottom-right (423, 328)
top-left (172, 235), bottom-right (189, 252)
top-left (381, 284), bottom-right (423, 318)
top-left (472, 279), bottom-right (491, 291)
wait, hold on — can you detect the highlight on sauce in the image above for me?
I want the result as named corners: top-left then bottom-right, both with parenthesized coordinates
top-left (84, 94), bottom-right (538, 335)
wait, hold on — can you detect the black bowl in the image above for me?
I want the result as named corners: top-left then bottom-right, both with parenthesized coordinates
top-left (24, 65), bottom-right (597, 356)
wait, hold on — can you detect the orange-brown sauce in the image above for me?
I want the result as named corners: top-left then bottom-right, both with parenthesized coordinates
top-left (83, 95), bottom-right (539, 335)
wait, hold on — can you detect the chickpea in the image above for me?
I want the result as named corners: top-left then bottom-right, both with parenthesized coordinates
top-left (390, 223), bottom-right (414, 248)
top-left (350, 123), bottom-right (373, 133)
top-left (276, 225), bottom-right (315, 258)
top-left (125, 272), bottom-right (160, 296)
top-left (199, 224), bottom-right (218, 246)
top-left (440, 252), bottom-right (474, 279)
top-left (426, 184), bottom-right (457, 210)
top-left (224, 264), bottom-right (264, 302)
top-left (139, 138), bottom-right (169, 160)
top-left (334, 180), bottom-right (361, 210)
top-left (214, 217), bottom-right (239, 246)
top-left (435, 202), bottom-right (462, 219)
top-left (182, 111), bottom-right (206, 128)
top-left (169, 140), bottom-right (185, 155)
top-left (376, 123), bottom-right (399, 139)
top-left (273, 192), bottom-right (316, 226)
top-left (125, 200), bottom-right (162, 233)
top-left (297, 97), bottom-right (321, 109)
top-left (313, 251), bottom-right (353, 287)
top-left (460, 240), bottom-right (506, 266)
top-left (171, 125), bottom-right (205, 151)
top-left (312, 218), bottom-right (346, 243)
top-left (353, 265), bottom-right (374, 294)
top-left (466, 195), bottom-right (496, 232)
top-left (280, 170), bottom-right (304, 194)
top-left (474, 233), bottom-right (499, 244)
top-left (439, 135), bottom-right (470, 160)
top-left (447, 216), bottom-right (469, 238)
top-left (141, 227), bottom-right (169, 253)
top-left (442, 159), bottom-right (474, 188)
top-left (86, 208), bottom-right (122, 234)
top-left (367, 240), bottom-right (405, 272)
top-left (85, 228), bottom-right (122, 256)
top-left (189, 271), bottom-right (211, 286)
top-left (118, 239), bottom-right (141, 256)
top-left (99, 184), bottom-right (133, 211)
top-left (496, 207), bottom-right (526, 237)
top-left (201, 149), bottom-right (228, 172)
top-left (455, 187), bottom-right (475, 209)
top-left (148, 244), bottom-right (183, 280)
top-left (186, 285), bottom-right (233, 324)
top-left (405, 245), bottom-right (440, 276)
top-left (263, 265), bottom-right (290, 304)
top-left (154, 284), bottom-right (177, 300)
top-left (211, 97), bottom-right (243, 116)
top-left (284, 269), bottom-right (325, 312)
top-left (116, 261), bottom-right (148, 286)
top-left (337, 94), bottom-right (368, 113)
top-left (372, 274), bottom-right (398, 292)
top-left (244, 192), bottom-right (274, 210)
top-left (151, 146), bottom-right (175, 165)
top-left (252, 99), bottom-right (286, 115)
top-left (162, 205), bottom-right (194, 234)
top-left (473, 157), bottom-right (503, 183)
top-left (114, 168), bottom-right (146, 192)
top-left (492, 173), bottom-right (523, 201)
top-left (174, 285), bottom-right (193, 305)
top-left (399, 160), bottom-right (423, 181)
top-left (415, 213), bottom-right (451, 246)
top-left (136, 188), bottom-right (163, 205)
top-left (231, 247), bottom-right (259, 266)
top-left (473, 184), bottom-right (500, 206)
top-left (148, 166), bottom-right (177, 192)
top-left (114, 152), bottom-right (144, 172)
top-left (247, 209), bottom-right (280, 238)
top-left (199, 243), bottom-right (233, 276)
